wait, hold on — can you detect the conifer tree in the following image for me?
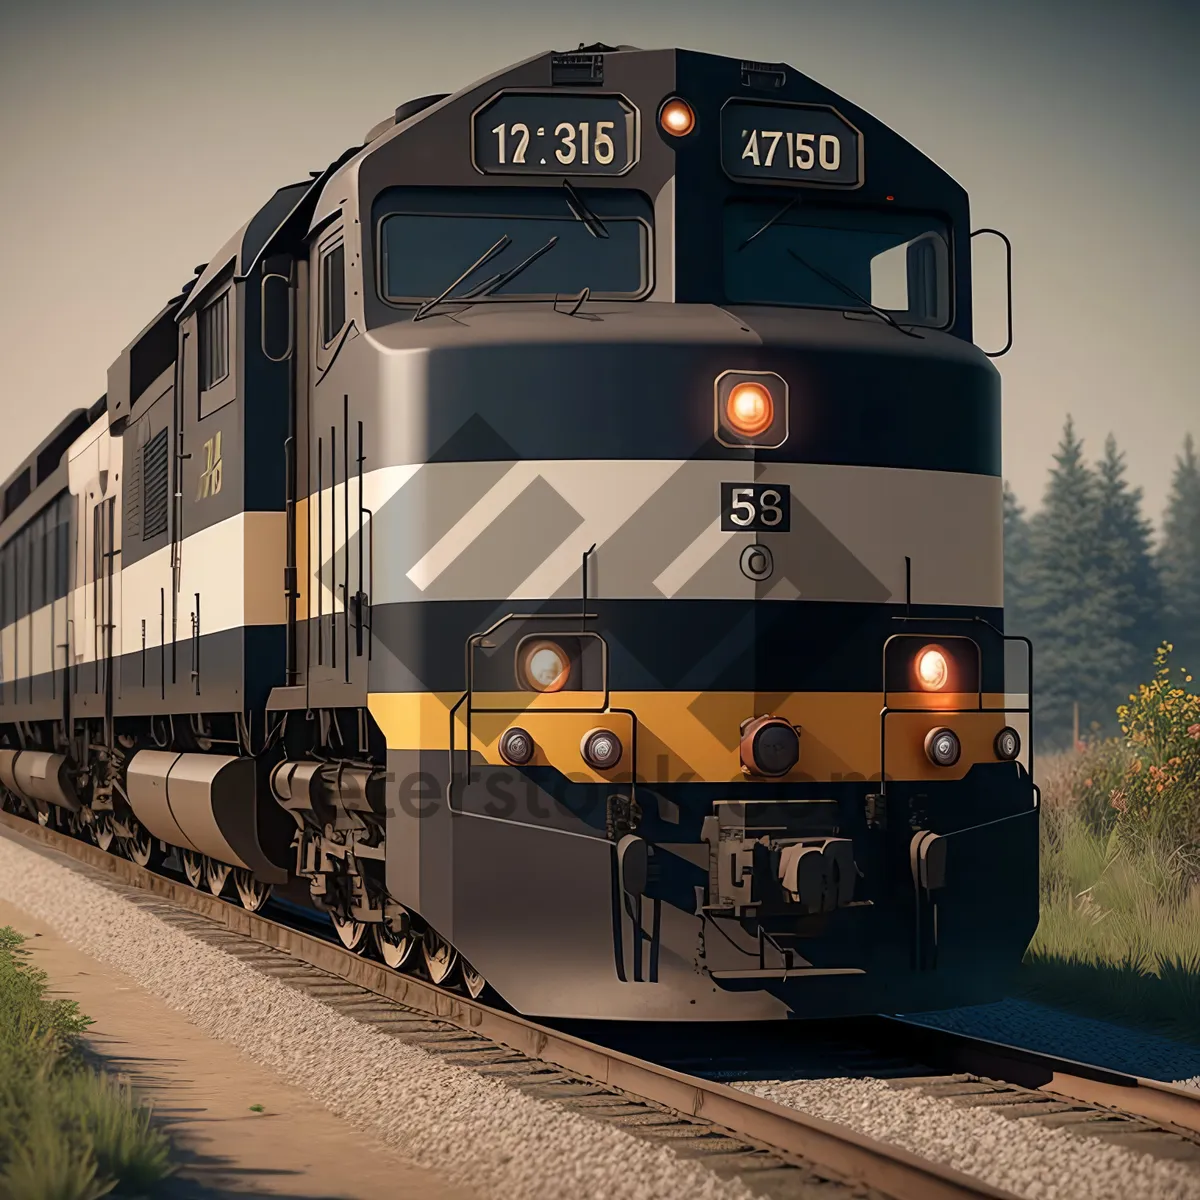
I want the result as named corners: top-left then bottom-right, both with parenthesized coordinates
top-left (1002, 481), bottom-right (1031, 635)
top-left (1023, 417), bottom-right (1111, 747)
top-left (1159, 433), bottom-right (1200, 673)
top-left (1092, 434), bottom-right (1163, 729)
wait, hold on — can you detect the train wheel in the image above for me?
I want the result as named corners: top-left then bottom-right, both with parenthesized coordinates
top-left (181, 850), bottom-right (205, 888)
top-left (373, 914), bottom-right (417, 970)
top-left (205, 858), bottom-right (232, 897)
top-left (91, 813), bottom-right (115, 853)
top-left (331, 914), bottom-right (369, 953)
top-left (422, 928), bottom-right (459, 987)
top-left (124, 825), bottom-right (164, 870)
top-left (233, 869), bottom-right (271, 913)
top-left (461, 960), bottom-right (486, 1000)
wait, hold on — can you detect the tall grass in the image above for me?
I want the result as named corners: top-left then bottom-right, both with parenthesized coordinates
top-left (1022, 754), bottom-right (1200, 1042)
top-left (0, 926), bottom-right (173, 1199)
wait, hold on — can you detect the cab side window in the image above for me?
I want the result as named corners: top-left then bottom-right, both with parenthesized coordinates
top-left (199, 290), bottom-right (230, 390)
top-left (197, 277), bottom-right (237, 419)
top-left (321, 240), bottom-right (346, 347)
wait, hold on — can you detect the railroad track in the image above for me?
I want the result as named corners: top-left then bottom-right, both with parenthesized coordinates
top-left (2, 808), bottom-right (1197, 1200)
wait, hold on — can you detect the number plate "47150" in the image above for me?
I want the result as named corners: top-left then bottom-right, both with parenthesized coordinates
top-left (720, 483), bottom-right (791, 532)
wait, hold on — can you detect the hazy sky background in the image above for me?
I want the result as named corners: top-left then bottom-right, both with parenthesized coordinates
top-left (0, 0), bottom-right (1195, 525)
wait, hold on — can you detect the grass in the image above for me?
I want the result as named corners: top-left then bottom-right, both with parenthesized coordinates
top-left (0, 926), bottom-right (174, 1199)
top-left (1016, 760), bottom-right (1200, 1045)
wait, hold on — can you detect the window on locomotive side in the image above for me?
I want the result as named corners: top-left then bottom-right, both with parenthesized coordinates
top-left (199, 290), bottom-right (230, 391)
top-left (374, 187), bottom-right (653, 306)
top-left (321, 240), bottom-right (346, 347)
top-left (722, 202), bottom-right (951, 327)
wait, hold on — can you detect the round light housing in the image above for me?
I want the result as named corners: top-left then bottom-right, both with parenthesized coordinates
top-left (519, 640), bottom-right (571, 692)
top-left (659, 97), bottom-right (695, 137)
top-left (740, 715), bottom-right (801, 777)
top-left (924, 726), bottom-right (961, 768)
top-left (726, 382), bottom-right (774, 437)
top-left (915, 645), bottom-right (950, 691)
top-left (499, 727), bottom-right (535, 766)
top-left (994, 726), bottom-right (1021, 761)
top-left (581, 728), bottom-right (623, 770)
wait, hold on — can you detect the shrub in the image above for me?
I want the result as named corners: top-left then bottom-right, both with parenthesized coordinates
top-left (1114, 642), bottom-right (1200, 850)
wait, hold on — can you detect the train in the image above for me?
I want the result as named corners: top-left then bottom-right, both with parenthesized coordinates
top-left (0, 43), bottom-right (1037, 1021)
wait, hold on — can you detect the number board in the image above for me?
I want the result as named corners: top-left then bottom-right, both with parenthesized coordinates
top-left (473, 92), bottom-right (638, 176)
top-left (721, 483), bottom-right (791, 533)
top-left (721, 100), bottom-right (861, 187)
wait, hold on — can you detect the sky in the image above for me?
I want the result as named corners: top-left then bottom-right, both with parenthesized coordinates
top-left (0, 0), bottom-right (1195, 525)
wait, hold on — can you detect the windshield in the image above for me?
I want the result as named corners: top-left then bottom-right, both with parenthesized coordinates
top-left (723, 201), bottom-right (951, 327)
top-left (376, 187), bottom-right (652, 304)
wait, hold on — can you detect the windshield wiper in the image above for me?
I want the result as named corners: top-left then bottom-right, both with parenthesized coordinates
top-left (413, 234), bottom-right (511, 322)
top-left (470, 235), bottom-right (560, 300)
top-left (786, 248), bottom-right (923, 339)
top-left (736, 196), bottom-right (801, 252)
top-left (562, 180), bottom-right (609, 238)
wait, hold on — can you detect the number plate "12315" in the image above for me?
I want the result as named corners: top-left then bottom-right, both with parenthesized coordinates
top-left (720, 483), bottom-right (791, 532)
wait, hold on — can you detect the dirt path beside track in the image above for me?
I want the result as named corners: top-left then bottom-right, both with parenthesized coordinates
top-left (0, 896), bottom-right (476, 1200)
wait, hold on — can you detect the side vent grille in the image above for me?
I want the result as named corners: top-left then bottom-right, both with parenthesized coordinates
top-left (741, 61), bottom-right (786, 90)
top-left (142, 428), bottom-right (169, 540)
top-left (552, 52), bottom-right (604, 86)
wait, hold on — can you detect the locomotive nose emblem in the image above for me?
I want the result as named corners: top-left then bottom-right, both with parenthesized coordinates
top-left (740, 543), bottom-right (773, 581)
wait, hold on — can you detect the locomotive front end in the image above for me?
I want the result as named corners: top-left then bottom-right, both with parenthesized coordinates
top-left (295, 45), bottom-right (1037, 1020)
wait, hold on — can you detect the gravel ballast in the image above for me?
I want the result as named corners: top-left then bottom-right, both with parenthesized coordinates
top-left (733, 1077), bottom-right (1200, 1200)
top-left (901, 998), bottom-right (1200, 1087)
top-left (2, 831), bottom-right (1199, 1200)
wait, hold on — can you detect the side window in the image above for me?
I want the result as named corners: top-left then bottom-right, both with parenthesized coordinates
top-left (15, 528), bottom-right (28, 622)
top-left (30, 513), bottom-right (45, 612)
top-left (321, 240), bottom-right (346, 347)
top-left (197, 282), bottom-right (236, 419)
top-left (199, 290), bottom-right (230, 391)
top-left (53, 495), bottom-right (70, 601)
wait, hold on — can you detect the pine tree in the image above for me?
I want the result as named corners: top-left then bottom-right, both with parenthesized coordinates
top-left (1023, 417), bottom-right (1112, 747)
top-left (1159, 433), bottom-right (1200, 674)
top-left (1002, 481), bottom-right (1032, 636)
top-left (1092, 434), bottom-right (1163, 731)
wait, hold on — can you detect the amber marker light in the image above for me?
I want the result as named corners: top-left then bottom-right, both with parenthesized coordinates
top-left (915, 645), bottom-right (950, 691)
top-left (659, 97), bottom-right (695, 137)
top-left (519, 640), bottom-right (571, 693)
top-left (726, 381), bottom-right (774, 437)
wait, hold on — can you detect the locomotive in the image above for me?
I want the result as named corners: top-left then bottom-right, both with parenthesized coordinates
top-left (0, 44), bottom-right (1037, 1020)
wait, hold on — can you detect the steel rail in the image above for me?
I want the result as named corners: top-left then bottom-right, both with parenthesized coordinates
top-left (871, 1015), bottom-right (1200, 1137)
top-left (0, 809), bottom-right (1018, 1200)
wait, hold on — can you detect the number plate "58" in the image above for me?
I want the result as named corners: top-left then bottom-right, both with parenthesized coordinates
top-left (720, 483), bottom-right (791, 532)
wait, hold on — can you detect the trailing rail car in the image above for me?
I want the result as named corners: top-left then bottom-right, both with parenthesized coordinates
top-left (0, 44), bottom-right (1037, 1020)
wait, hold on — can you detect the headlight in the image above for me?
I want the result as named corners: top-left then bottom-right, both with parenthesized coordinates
top-left (581, 728), bottom-right (623, 770)
top-left (739, 715), bottom-right (801, 777)
top-left (659, 97), bottom-right (696, 137)
top-left (994, 726), bottom-right (1021, 761)
top-left (499, 727), bottom-right (535, 766)
top-left (924, 726), bottom-right (961, 767)
top-left (714, 371), bottom-right (788, 448)
top-left (519, 639), bottom-right (571, 692)
top-left (726, 382), bottom-right (774, 436)
top-left (915, 645), bottom-right (949, 691)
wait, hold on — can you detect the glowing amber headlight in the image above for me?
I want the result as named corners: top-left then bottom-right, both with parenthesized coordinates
top-left (519, 640), bottom-right (570, 692)
top-left (726, 382), bottom-right (774, 437)
top-left (659, 98), bottom-right (695, 137)
top-left (915, 645), bottom-right (949, 691)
